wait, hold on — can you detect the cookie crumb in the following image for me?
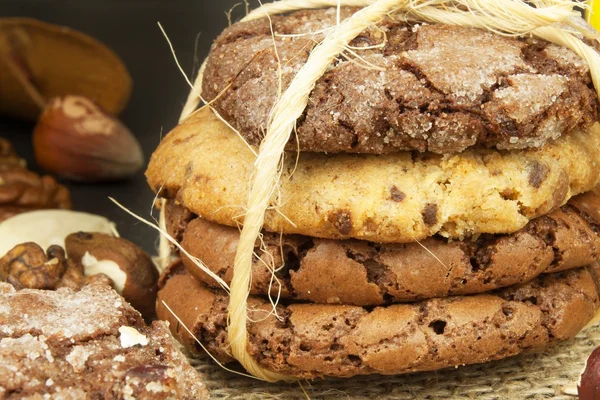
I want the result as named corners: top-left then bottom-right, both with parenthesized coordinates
top-left (119, 326), bottom-right (149, 348)
top-left (561, 383), bottom-right (578, 396)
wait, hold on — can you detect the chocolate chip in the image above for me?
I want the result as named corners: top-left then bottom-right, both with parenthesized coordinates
top-left (126, 365), bottom-right (169, 380)
top-left (527, 161), bottom-right (549, 189)
top-left (328, 210), bottom-right (353, 235)
top-left (551, 171), bottom-right (569, 206)
top-left (422, 203), bottom-right (438, 226)
top-left (390, 186), bottom-right (406, 202)
top-left (75, 232), bottom-right (93, 240)
top-left (363, 218), bottom-right (378, 232)
top-left (500, 188), bottom-right (518, 201)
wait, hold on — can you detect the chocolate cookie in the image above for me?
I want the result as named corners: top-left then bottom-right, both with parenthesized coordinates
top-left (0, 282), bottom-right (208, 399)
top-left (156, 264), bottom-right (600, 379)
top-left (147, 107), bottom-right (600, 243)
top-left (166, 189), bottom-right (600, 305)
top-left (202, 8), bottom-right (598, 154)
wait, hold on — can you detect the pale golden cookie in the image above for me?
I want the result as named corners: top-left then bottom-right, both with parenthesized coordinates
top-left (146, 107), bottom-right (600, 242)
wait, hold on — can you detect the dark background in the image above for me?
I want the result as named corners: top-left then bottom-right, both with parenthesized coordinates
top-left (0, 0), bottom-right (261, 252)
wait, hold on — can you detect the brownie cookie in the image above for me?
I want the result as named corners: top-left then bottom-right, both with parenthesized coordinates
top-left (202, 8), bottom-right (598, 154)
top-left (167, 189), bottom-right (600, 305)
top-left (164, 199), bottom-right (194, 245)
top-left (0, 282), bottom-right (208, 399)
top-left (156, 264), bottom-right (600, 379)
top-left (147, 107), bottom-right (600, 242)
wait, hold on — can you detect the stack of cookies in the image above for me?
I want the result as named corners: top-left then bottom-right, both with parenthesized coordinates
top-left (147, 8), bottom-right (600, 379)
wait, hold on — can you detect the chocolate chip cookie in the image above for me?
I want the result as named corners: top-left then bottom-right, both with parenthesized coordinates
top-left (147, 107), bottom-right (600, 243)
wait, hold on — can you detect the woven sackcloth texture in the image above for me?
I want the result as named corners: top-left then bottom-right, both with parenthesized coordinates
top-left (188, 323), bottom-right (600, 399)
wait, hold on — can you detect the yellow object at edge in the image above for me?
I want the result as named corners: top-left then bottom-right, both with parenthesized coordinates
top-left (586, 0), bottom-right (600, 31)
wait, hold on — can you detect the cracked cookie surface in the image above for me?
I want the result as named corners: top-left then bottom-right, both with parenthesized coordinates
top-left (202, 8), bottom-right (599, 154)
top-left (164, 189), bottom-right (600, 305)
top-left (146, 107), bottom-right (600, 242)
top-left (0, 283), bottom-right (208, 399)
top-left (157, 264), bottom-right (600, 379)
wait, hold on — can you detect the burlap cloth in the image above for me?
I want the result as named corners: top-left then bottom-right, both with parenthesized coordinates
top-left (187, 323), bottom-right (600, 399)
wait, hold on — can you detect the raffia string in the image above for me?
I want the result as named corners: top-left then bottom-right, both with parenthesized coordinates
top-left (229, 0), bottom-right (413, 382)
top-left (172, 0), bottom-right (600, 383)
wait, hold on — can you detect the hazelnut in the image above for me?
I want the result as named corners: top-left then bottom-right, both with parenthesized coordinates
top-left (0, 18), bottom-right (132, 121)
top-left (32, 95), bottom-right (143, 182)
top-left (579, 346), bottom-right (600, 399)
top-left (0, 242), bottom-right (67, 290)
top-left (65, 232), bottom-right (158, 319)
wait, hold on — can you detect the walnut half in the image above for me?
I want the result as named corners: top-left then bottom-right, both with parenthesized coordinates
top-left (0, 138), bottom-right (71, 222)
top-left (0, 234), bottom-right (159, 319)
top-left (0, 243), bottom-right (67, 290)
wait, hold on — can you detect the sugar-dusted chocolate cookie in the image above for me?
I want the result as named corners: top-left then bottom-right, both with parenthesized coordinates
top-left (147, 107), bottom-right (600, 243)
top-left (0, 282), bottom-right (208, 399)
top-left (202, 8), bottom-right (598, 154)
top-left (166, 189), bottom-right (600, 305)
top-left (157, 264), bottom-right (600, 379)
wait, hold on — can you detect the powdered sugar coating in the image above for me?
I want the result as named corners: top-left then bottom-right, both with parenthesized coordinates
top-left (403, 24), bottom-right (531, 104)
top-left (203, 7), bottom-right (599, 154)
top-left (0, 284), bottom-right (128, 341)
top-left (0, 283), bottom-right (208, 399)
top-left (486, 73), bottom-right (569, 149)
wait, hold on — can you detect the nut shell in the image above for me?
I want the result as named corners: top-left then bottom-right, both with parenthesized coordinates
top-left (65, 232), bottom-right (158, 319)
top-left (0, 17), bottom-right (131, 120)
top-left (33, 95), bottom-right (143, 182)
top-left (0, 209), bottom-right (115, 257)
top-left (579, 346), bottom-right (600, 400)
